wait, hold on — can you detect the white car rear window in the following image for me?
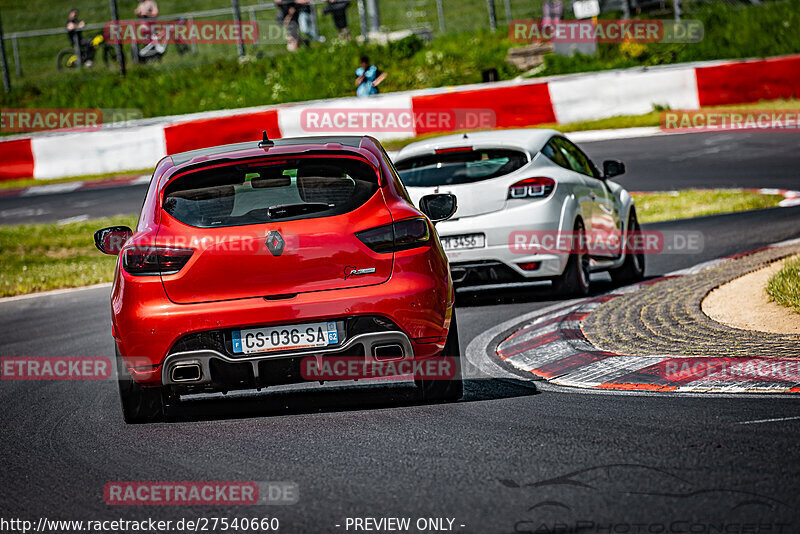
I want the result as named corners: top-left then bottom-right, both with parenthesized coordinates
top-left (395, 149), bottom-right (527, 187)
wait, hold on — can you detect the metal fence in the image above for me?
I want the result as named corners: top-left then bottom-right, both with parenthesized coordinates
top-left (0, 0), bottom-right (758, 86)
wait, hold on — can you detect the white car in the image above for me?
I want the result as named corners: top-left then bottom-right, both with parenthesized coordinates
top-left (393, 129), bottom-right (644, 296)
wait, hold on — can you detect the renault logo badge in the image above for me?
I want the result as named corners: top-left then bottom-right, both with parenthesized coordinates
top-left (266, 231), bottom-right (285, 256)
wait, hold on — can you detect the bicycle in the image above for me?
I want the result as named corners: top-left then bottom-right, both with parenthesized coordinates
top-left (57, 31), bottom-right (117, 70)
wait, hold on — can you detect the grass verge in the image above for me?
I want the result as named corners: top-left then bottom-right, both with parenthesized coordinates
top-left (0, 188), bottom-right (786, 297)
top-left (766, 255), bottom-right (800, 315)
top-left (631, 189), bottom-right (783, 223)
top-left (0, 215), bottom-right (137, 297)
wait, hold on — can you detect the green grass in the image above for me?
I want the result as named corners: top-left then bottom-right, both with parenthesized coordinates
top-left (0, 0), bottom-right (511, 80)
top-left (631, 189), bottom-right (784, 224)
top-left (0, 215), bottom-right (137, 297)
top-left (766, 255), bottom-right (800, 314)
top-left (0, 31), bottom-right (517, 118)
top-left (537, 0), bottom-right (800, 76)
top-left (2, 0), bottom-right (798, 117)
top-left (0, 0), bottom-right (521, 85)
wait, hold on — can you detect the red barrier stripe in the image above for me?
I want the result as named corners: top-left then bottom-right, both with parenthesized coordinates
top-left (0, 138), bottom-right (34, 181)
top-left (410, 82), bottom-right (555, 135)
top-left (164, 109), bottom-right (282, 155)
top-left (695, 55), bottom-right (800, 107)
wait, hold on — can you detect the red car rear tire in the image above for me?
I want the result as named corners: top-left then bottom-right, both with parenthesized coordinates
top-left (116, 348), bottom-right (166, 424)
top-left (416, 310), bottom-right (463, 403)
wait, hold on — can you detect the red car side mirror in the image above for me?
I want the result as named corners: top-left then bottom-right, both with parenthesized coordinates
top-left (94, 226), bottom-right (133, 255)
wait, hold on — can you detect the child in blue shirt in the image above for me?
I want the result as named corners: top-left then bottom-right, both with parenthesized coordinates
top-left (355, 56), bottom-right (387, 97)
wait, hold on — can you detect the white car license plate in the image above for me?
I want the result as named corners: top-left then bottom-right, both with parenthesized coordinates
top-left (232, 321), bottom-right (338, 355)
top-left (441, 233), bottom-right (486, 251)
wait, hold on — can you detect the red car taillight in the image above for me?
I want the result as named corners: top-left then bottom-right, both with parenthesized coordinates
top-left (122, 247), bottom-right (194, 276)
top-left (508, 177), bottom-right (555, 199)
top-left (356, 218), bottom-right (431, 253)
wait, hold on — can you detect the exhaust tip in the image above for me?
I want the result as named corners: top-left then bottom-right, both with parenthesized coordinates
top-left (451, 268), bottom-right (468, 283)
top-left (170, 363), bottom-right (202, 383)
top-left (373, 344), bottom-right (404, 361)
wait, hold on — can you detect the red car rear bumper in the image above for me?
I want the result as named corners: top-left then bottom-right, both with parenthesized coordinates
top-left (112, 251), bottom-right (454, 386)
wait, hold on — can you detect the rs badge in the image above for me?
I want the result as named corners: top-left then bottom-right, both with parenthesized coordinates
top-left (344, 266), bottom-right (377, 279)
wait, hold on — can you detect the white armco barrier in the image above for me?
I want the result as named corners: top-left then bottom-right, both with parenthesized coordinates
top-left (31, 125), bottom-right (167, 180)
top-left (277, 93), bottom-right (415, 142)
top-left (548, 65), bottom-right (700, 124)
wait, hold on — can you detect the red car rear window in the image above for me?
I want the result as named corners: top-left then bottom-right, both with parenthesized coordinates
top-left (162, 157), bottom-right (379, 228)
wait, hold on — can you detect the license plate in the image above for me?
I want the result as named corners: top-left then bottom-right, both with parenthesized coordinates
top-left (232, 321), bottom-right (339, 355)
top-left (441, 233), bottom-right (486, 251)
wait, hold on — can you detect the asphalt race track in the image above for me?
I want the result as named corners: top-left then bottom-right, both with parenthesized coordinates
top-left (1, 131), bottom-right (799, 531)
top-left (1, 131), bottom-right (799, 225)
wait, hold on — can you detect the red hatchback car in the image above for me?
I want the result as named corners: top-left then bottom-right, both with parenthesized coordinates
top-left (94, 134), bottom-right (461, 423)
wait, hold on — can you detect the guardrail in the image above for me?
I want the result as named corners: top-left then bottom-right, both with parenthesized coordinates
top-left (1, 3), bottom-right (287, 78)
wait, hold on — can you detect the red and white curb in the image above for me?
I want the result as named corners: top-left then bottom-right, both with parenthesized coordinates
top-left (465, 239), bottom-right (800, 394)
top-left (755, 188), bottom-right (800, 208)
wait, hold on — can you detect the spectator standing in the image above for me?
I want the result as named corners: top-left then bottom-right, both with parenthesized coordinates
top-left (133, 0), bottom-right (159, 62)
top-left (355, 55), bottom-right (386, 97)
top-left (296, 0), bottom-right (324, 43)
top-left (324, 0), bottom-right (351, 41)
top-left (275, 0), bottom-right (301, 51)
top-left (135, 0), bottom-right (159, 18)
top-left (65, 8), bottom-right (94, 67)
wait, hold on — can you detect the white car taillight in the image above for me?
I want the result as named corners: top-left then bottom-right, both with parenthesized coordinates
top-left (508, 177), bottom-right (555, 199)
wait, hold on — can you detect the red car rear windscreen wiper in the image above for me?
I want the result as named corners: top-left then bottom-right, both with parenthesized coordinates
top-left (267, 202), bottom-right (333, 220)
